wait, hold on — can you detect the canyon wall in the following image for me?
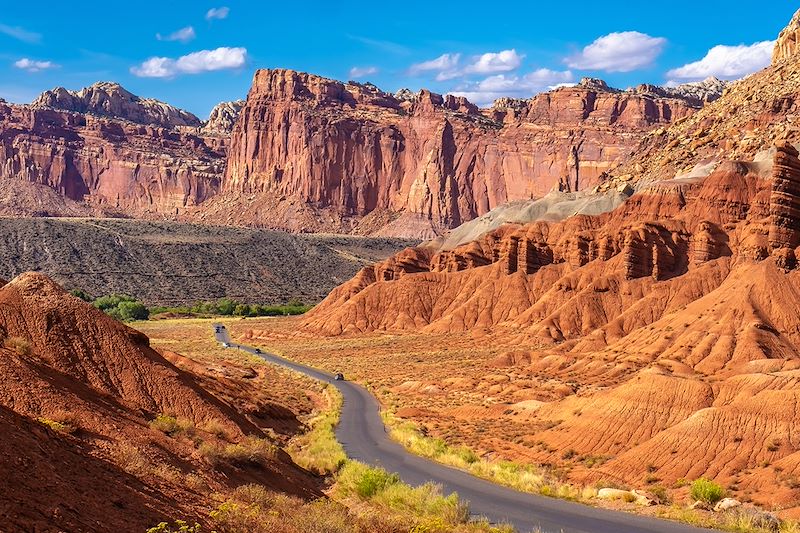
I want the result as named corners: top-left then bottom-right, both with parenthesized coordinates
top-left (202, 70), bottom-right (697, 238)
top-left (0, 81), bottom-right (240, 218)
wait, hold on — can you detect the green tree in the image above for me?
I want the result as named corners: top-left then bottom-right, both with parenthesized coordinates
top-left (117, 301), bottom-right (149, 321)
top-left (215, 298), bottom-right (236, 315)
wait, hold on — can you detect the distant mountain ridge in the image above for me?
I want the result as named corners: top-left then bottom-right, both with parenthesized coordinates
top-left (0, 71), bottom-right (734, 236)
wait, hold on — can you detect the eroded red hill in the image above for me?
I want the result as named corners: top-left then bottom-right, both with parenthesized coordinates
top-left (0, 272), bottom-right (320, 532)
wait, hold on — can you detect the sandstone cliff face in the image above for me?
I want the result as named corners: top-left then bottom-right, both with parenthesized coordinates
top-left (33, 82), bottom-right (202, 129)
top-left (774, 9), bottom-right (800, 64)
top-left (0, 100), bottom-right (225, 217)
top-left (768, 142), bottom-right (800, 253)
top-left (204, 69), bottom-right (696, 238)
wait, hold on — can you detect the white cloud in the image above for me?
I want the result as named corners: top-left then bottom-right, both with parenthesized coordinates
top-left (130, 47), bottom-right (247, 78)
top-left (566, 31), bottom-right (666, 72)
top-left (450, 68), bottom-right (574, 106)
top-left (156, 26), bottom-right (196, 43)
top-left (463, 49), bottom-right (524, 75)
top-left (349, 66), bottom-right (379, 79)
top-left (409, 53), bottom-right (461, 79)
top-left (666, 41), bottom-right (775, 81)
top-left (409, 49), bottom-right (525, 81)
top-left (0, 23), bottom-right (41, 44)
top-left (205, 7), bottom-right (230, 20)
top-left (14, 58), bottom-right (57, 73)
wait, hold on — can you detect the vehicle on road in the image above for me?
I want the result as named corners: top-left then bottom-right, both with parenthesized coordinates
top-left (255, 348), bottom-right (262, 354)
top-left (222, 342), bottom-right (230, 348)
top-left (334, 372), bottom-right (345, 381)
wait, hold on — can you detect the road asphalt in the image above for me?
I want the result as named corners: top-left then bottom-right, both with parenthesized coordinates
top-left (212, 323), bottom-right (715, 533)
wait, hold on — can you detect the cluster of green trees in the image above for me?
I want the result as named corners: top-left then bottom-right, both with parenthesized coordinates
top-left (72, 292), bottom-right (150, 321)
top-left (70, 290), bottom-right (311, 322)
top-left (151, 298), bottom-right (312, 317)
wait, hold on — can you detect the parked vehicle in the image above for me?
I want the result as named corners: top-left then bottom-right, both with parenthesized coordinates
top-left (222, 342), bottom-right (230, 348)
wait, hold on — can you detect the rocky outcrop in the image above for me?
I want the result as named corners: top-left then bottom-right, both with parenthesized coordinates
top-left (201, 99), bottom-right (245, 135)
top-left (301, 150), bottom-right (775, 336)
top-left (768, 142), bottom-right (800, 251)
top-left (0, 100), bottom-right (224, 218)
top-left (774, 9), bottom-right (800, 64)
top-left (211, 68), bottom-right (696, 238)
top-left (632, 77), bottom-right (729, 107)
top-left (32, 82), bottom-right (202, 129)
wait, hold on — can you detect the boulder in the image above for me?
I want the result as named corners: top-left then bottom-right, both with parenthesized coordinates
top-left (713, 498), bottom-right (741, 512)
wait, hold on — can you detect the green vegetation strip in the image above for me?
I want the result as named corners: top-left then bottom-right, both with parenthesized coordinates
top-left (71, 290), bottom-right (313, 322)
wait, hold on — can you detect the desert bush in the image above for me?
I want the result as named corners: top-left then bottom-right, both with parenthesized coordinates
top-left (650, 485), bottom-right (671, 505)
top-left (113, 443), bottom-right (150, 476)
top-left (4, 336), bottom-right (32, 355)
top-left (37, 417), bottom-right (76, 434)
top-left (690, 478), bottom-right (725, 504)
top-left (200, 436), bottom-right (278, 466)
top-left (146, 521), bottom-right (202, 533)
top-left (210, 484), bottom-right (396, 533)
top-left (335, 462), bottom-right (400, 499)
top-left (372, 481), bottom-right (469, 525)
top-left (200, 418), bottom-right (229, 439)
top-left (149, 414), bottom-right (194, 436)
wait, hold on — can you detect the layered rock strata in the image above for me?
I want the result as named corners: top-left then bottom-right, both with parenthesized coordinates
top-left (202, 69), bottom-right (698, 238)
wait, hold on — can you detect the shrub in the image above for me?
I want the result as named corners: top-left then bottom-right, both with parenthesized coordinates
top-left (335, 462), bottom-right (400, 499)
top-left (690, 478), bottom-right (724, 504)
top-left (651, 485), bottom-right (671, 505)
top-left (93, 294), bottom-right (149, 321)
top-left (200, 436), bottom-right (278, 466)
top-left (70, 288), bottom-right (93, 302)
top-left (4, 336), bottom-right (32, 356)
top-left (37, 417), bottom-right (76, 434)
top-left (355, 466), bottom-right (400, 498)
top-left (116, 300), bottom-right (149, 321)
top-left (200, 418), bottom-right (229, 439)
top-left (37, 410), bottom-right (80, 434)
top-left (149, 414), bottom-right (194, 436)
top-left (146, 521), bottom-right (202, 533)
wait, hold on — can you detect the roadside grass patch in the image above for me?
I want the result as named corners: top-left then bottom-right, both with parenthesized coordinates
top-left (287, 385), bottom-right (347, 475)
top-left (383, 411), bottom-right (579, 500)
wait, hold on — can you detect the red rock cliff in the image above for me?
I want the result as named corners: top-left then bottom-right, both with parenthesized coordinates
top-left (207, 70), bottom-right (696, 238)
top-left (0, 100), bottom-right (225, 217)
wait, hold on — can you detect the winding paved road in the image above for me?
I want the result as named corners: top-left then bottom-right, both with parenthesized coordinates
top-left (213, 324), bottom-right (713, 533)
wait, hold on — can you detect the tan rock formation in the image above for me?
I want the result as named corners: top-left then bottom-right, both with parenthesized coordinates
top-left (769, 142), bottom-right (800, 250)
top-left (32, 81), bottom-right (202, 128)
top-left (774, 9), bottom-right (800, 64)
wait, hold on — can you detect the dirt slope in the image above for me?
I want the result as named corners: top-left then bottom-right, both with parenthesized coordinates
top-left (0, 272), bottom-right (321, 532)
top-left (0, 218), bottom-right (415, 305)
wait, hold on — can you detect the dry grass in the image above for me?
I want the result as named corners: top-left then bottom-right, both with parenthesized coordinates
top-left (4, 336), bottom-right (32, 355)
top-left (287, 385), bottom-right (347, 475)
top-left (149, 414), bottom-right (195, 437)
top-left (199, 436), bottom-right (279, 467)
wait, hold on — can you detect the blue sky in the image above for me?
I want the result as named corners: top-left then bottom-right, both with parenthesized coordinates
top-left (0, 2), bottom-right (795, 117)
